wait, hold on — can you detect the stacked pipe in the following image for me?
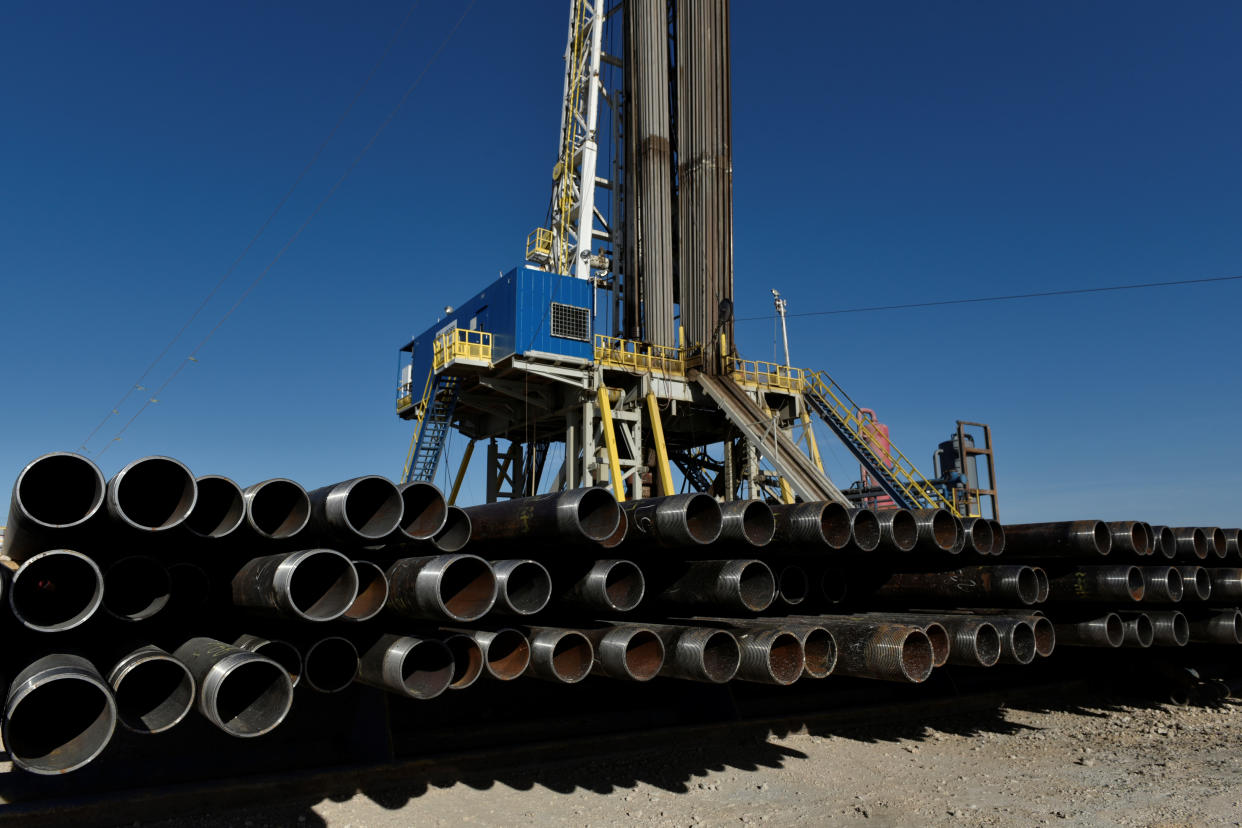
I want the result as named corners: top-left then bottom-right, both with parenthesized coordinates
top-left (3, 452), bottom-right (1240, 776)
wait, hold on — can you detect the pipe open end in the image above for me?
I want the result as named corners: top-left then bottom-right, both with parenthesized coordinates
top-left (850, 509), bottom-right (881, 552)
top-left (603, 560), bottom-right (645, 611)
top-left (16, 453), bottom-right (106, 529)
top-left (397, 482), bottom-right (448, 540)
top-left (245, 639), bottom-right (302, 687)
top-left (801, 628), bottom-right (837, 678)
top-left (598, 509), bottom-right (629, 549)
top-left (1131, 615), bottom-right (1155, 647)
top-left (400, 640), bottom-right (455, 698)
top-left (549, 632), bottom-right (593, 683)
top-left (186, 476), bottom-right (244, 538)
top-left (1165, 568), bottom-right (1184, 602)
top-left (776, 565), bottom-right (809, 606)
top-left (498, 560), bottom-right (552, 615)
top-left (988, 520), bottom-right (1006, 555)
top-left (975, 624), bottom-right (1002, 666)
top-left (1206, 528), bottom-right (1228, 559)
top-left (1134, 523), bottom-right (1153, 556)
top-left (622, 629), bottom-right (664, 681)
top-left (574, 487), bottom-right (622, 542)
top-left (443, 634), bottom-right (484, 690)
top-left (1156, 527), bottom-right (1177, 559)
top-left (1104, 614), bottom-right (1125, 647)
top-left (247, 479), bottom-right (310, 539)
top-left (820, 503), bottom-right (852, 548)
top-left (112, 654), bottom-right (195, 734)
top-left (1009, 623), bottom-right (1036, 664)
top-left (1090, 521), bottom-right (1112, 555)
top-left (112, 457), bottom-right (196, 530)
top-left (740, 501), bottom-right (775, 546)
top-left (700, 631), bottom-right (741, 684)
top-left (737, 561), bottom-right (776, 612)
top-left (820, 569), bottom-right (847, 604)
top-left (11, 550), bottom-right (103, 632)
top-left (5, 669), bottom-right (116, 774)
top-left (684, 494), bottom-right (723, 545)
top-left (438, 556), bottom-right (496, 621)
top-left (887, 510), bottom-right (918, 551)
top-left (288, 551), bottom-right (359, 621)
top-left (344, 561), bottom-right (389, 622)
top-left (766, 632), bottom-right (805, 685)
top-left (211, 659), bottom-right (293, 737)
top-left (103, 556), bottom-right (171, 621)
top-left (342, 477), bottom-right (403, 540)
top-left (1126, 566), bottom-right (1146, 601)
top-left (1229, 611), bottom-right (1242, 644)
top-left (484, 629), bottom-right (531, 680)
top-left (1190, 528), bottom-right (1208, 559)
top-left (1015, 567), bottom-right (1039, 605)
top-left (303, 638), bottom-right (358, 694)
top-left (930, 510), bottom-right (958, 550)
top-left (1030, 617), bottom-right (1056, 657)
top-left (1191, 568), bottom-right (1212, 600)
top-left (900, 631), bottom-right (935, 682)
top-left (433, 506), bottom-right (472, 552)
top-left (1034, 567), bottom-right (1050, 603)
top-left (1170, 613), bottom-right (1190, 646)
top-left (923, 623), bottom-right (950, 668)
top-left (968, 519), bottom-right (994, 555)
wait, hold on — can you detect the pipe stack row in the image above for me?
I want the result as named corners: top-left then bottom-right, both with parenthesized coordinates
top-left (2, 452), bottom-right (1239, 777)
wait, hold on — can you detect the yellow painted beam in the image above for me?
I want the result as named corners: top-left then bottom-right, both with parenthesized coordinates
top-left (645, 391), bottom-right (675, 496)
top-left (596, 386), bottom-right (626, 502)
top-left (778, 477), bottom-right (795, 504)
top-left (800, 408), bottom-right (825, 473)
top-left (448, 439), bottom-right (476, 506)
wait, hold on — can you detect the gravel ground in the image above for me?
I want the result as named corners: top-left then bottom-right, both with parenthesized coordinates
top-left (145, 695), bottom-right (1242, 828)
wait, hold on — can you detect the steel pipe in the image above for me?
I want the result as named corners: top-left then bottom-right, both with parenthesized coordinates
top-left (909, 615), bottom-right (1001, 668)
top-left (173, 637), bottom-right (294, 738)
top-left (558, 559), bottom-right (645, 612)
top-left (814, 618), bottom-right (935, 683)
top-left (1202, 527), bottom-right (1228, 560)
top-left (988, 519), bottom-right (1006, 556)
top-left (733, 628), bottom-right (804, 685)
top-left (654, 559), bottom-right (775, 613)
top-left (1052, 613), bottom-right (1124, 647)
top-left (1139, 566), bottom-right (1183, 603)
top-left (872, 508), bottom-right (917, 553)
top-left (464, 488), bottom-right (621, 544)
top-left (847, 508), bottom-right (881, 552)
top-left (689, 618), bottom-right (838, 679)
top-left (959, 517), bottom-right (994, 556)
top-left (717, 499), bottom-right (775, 547)
top-left (107, 645), bottom-right (195, 735)
top-left (301, 637), bottom-right (358, 694)
top-left (1207, 568), bottom-right (1242, 603)
top-left (490, 559), bottom-right (553, 616)
top-left (2, 452), bottom-right (106, 562)
top-left (386, 554), bottom-right (496, 622)
top-left (909, 508), bottom-right (959, 554)
top-left (356, 634), bottom-right (454, 699)
top-left (644, 624), bottom-right (740, 684)
top-left (231, 549), bottom-right (359, 622)
top-left (449, 628), bottom-right (530, 681)
top-left (3, 653), bottom-right (117, 774)
top-left (622, 493), bottom-right (721, 547)
top-left (1002, 520), bottom-right (1111, 559)
top-left (839, 614), bottom-right (950, 668)
top-left (1224, 528), bottom-right (1241, 561)
top-left (1177, 566), bottom-right (1212, 601)
top-left (102, 555), bottom-right (171, 621)
top-left (770, 501), bottom-right (851, 551)
top-left (343, 560), bottom-right (389, 622)
top-left (391, 481), bottom-right (448, 541)
top-left (1125, 610), bottom-right (1189, 647)
top-left (432, 505), bottom-right (472, 552)
top-left (1120, 613), bottom-right (1155, 648)
top-left (867, 566), bottom-right (1040, 606)
top-left (185, 474), bottom-right (245, 539)
top-left (242, 478), bottom-right (310, 540)
top-left (1187, 609), bottom-right (1242, 644)
top-left (1025, 615), bottom-right (1056, 657)
top-left (598, 508), bottom-right (628, 549)
top-left (1045, 566), bottom-right (1145, 603)
top-left (233, 635), bottom-right (302, 687)
top-left (10, 549), bottom-right (103, 632)
top-left (1150, 525), bottom-right (1177, 560)
top-left (582, 625), bottom-right (665, 681)
top-left (775, 564), bottom-right (809, 607)
top-left (1171, 527), bottom-right (1208, 561)
top-left (306, 475), bottom-right (403, 543)
top-left (524, 627), bottom-right (594, 683)
top-left (1106, 521), bottom-right (1150, 558)
top-left (441, 632), bottom-right (485, 690)
top-left (1032, 567), bottom-right (1050, 603)
top-left (106, 455), bottom-right (197, 532)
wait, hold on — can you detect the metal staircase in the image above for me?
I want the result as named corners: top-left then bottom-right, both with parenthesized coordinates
top-left (402, 372), bottom-right (463, 484)
top-left (802, 371), bottom-right (958, 514)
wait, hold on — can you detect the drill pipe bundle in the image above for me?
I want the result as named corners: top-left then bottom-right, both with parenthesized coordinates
top-left (860, 565), bottom-right (1041, 607)
top-left (855, 612), bottom-right (1000, 668)
top-left (717, 499), bottom-right (775, 547)
top-left (580, 625), bottom-right (666, 681)
top-left (1044, 566), bottom-right (1145, 603)
top-left (463, 488), bottom-right (621, 545)
top-left (1052, 613), bottom-right (1124, 648)
top-left (651, 559), bottom-right (776, 613)
top-left (1002, 520), bottom-right (1111, 559)
top-left (1121, 610), bottom-right (1189, 646)
top-left (621, 493), bottom-right (722, 548)
top-left (305, 475), bottom-right (404, 544)
top-left (811, 617), bottom-right (935, 683)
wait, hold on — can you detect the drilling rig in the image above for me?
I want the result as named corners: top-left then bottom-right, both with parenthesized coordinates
top-left (395, 0), bottom-right (997, 519)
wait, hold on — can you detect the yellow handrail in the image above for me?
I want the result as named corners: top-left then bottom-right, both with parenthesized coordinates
top-left (433, 328), bottom-right (492, 370)
top-left (727, 357), bottom-right (805, 392)
top-left (594, 335), bottom-right (687, 376)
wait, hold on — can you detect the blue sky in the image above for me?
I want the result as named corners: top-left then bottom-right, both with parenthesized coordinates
top-left (1, 1), bottom-right (1238, 525)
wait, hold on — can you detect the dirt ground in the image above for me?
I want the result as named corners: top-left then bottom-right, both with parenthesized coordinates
top-left (145, 694), bottom-right (1242, 828)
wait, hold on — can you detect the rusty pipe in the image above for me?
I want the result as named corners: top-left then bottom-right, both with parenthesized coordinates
top-left (102, 555), bottom-right (171, 622)
top-left (342, 560), bottom-right (388, 622)
top-left (598, 508), bottom-right (628, 549)
top-left (836, 613), bottom-right (950, 668)
top-left (385, 554), bottom-right (496, 622)
top-left (185, 474), bottom-right (245, 539)
top-left (1171, 527), bottom-right (1208, 561)
top-left (1045, 566), bottom-right (1144, 603)
top-left (654, 559), bottom-right (775, 613)
top-left (733, 628), bottom-right (804, 685)
top-left (523, 627), bottom-right (594, 683)
top-left (690, 618), bottom-right (837, 679)
top-left (874, 508), bottom-right (918, 553)
top-left (9, 549), bottom-right (103, 632)
top-left (813, 618), bottom-right (934, 683)
top-left (622, 493), bottom-right (722, 547)
top-left (1032, 567), bottom-right (1050, 603)
top-left (1052, 613), bottom-right (1124, 647)
top-left (557, 559), bottom-right (645, 612)
top-left (447, 628), bottom-right (530, 681)
top-left (432, 505), bottom-right (472, 552)
top-left (391, 481), bottom-right (448, 541)
top-left (464, 488), bottom-right (620, 544)
top-left (988, 520), bottom-right (1006, 556)
top-left (1002, 520), bottom-right (1111, 559)
top-left (1106, 521), bottom-right (1150, 558)
top-left (847, 508), bottom-right (881, 552)
top-left (306, 475), bottom-right (404, 543)
top-left (173, 637), bottom-right (294, 738)
top-left (490, 559), bottom-right (553, 616)
top-left (231, 549), bottom-right (359, 622)
top-left (233, 635), bottom-right (302, 687)
top-left (909, 508), bottom-right (959, 554)
top-left (107, 645), bottom-right (195, 735)
top-left (356, 634), bottom-right (454, 699)
top-left (959, 517), bottom-right (995, 556)
top-left (3, 653), bottom-right (117, 774)
top-left (582, 625), bottom-right (665, 681)
top-left (301, 637), bottom-right (359, 694)
top-left (896, 615), bottom-right (1001, 668)
top-left (440, 632), bottom-right (485, 690)
top-left (241, 478), bottom-right (310, 540)
top-left (1139, 566), bottom-right (1183, 603)
top-left (770, 501), bottom-right (851, 551)
top-left (718, 499), bottom-right (775, 547)
top-left (642, 624), bottom-right (740, 683)
top-left (1, 452), bottom-right (105, 562)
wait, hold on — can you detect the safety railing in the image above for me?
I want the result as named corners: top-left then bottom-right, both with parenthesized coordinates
top-left (728, 357), bottom-right (806, 392)
top-left (594, 335), bottom-right (688, 376)
top-left (433, 328), bottom-right (492, 371)
top-left (805, 370), bottom-right (957, 514)
top-left (525, 227), bottom-right (554, 264)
